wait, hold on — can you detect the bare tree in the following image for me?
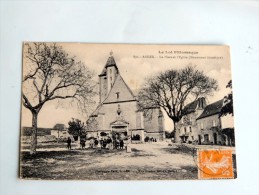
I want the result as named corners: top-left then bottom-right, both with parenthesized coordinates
top-left (137, 66), bottom-right (218, 140)
top-left (22, 43), bottom-right (96, 154)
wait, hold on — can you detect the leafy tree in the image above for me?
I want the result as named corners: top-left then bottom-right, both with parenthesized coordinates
top-left (220, 80), bottom-right (233, 116)
top-left (68, 118), bottom-right (86, 139)
top-left (22, 43), bottom-right (96, 154)
top-left (220, 80), bottom-right (235, 146)
top-left (137, 66), bottom-right (218, 142)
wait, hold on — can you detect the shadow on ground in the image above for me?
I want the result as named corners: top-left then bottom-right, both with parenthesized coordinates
top-left (20, 147), bottom-right (197, 180)
top-left (161, 144), bottom-right (197, 156)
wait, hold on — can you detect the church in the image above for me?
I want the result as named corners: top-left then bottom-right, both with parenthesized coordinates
top-left (86, 53), bottom-right (165, 142)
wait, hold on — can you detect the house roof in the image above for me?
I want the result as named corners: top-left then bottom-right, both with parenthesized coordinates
top-left (182, 100), bottom-right (199, 115)
top-left (182, 97), bottom-right (206, 115)
top-left (196, 99), bottom-right (224, 120)
top-left (53, 123), bottom-right (66, 130)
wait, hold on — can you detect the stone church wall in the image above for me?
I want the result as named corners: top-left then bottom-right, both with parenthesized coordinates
top-left (98, 101), bottom-right (138, 131)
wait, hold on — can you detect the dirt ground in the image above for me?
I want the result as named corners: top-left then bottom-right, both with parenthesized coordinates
top-left (19, 142), bottom-right (236, 180)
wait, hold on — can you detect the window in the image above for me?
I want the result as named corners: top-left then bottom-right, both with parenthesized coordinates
top-left (110, 69), bottom-right (112, 74)
top-left (189, 126), bottom-right (192, 132)
top-left (184, 127), bottom-right (187, 134)
top-left (212, 120), bottom-right (216, 127)
top-left (116, 92), bottom-right (120, 99)
top-left (201, 122), bottom-right (204, 130)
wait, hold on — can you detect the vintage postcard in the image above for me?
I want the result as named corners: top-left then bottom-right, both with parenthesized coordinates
top-left (20, 43), bottom-right (236, 180)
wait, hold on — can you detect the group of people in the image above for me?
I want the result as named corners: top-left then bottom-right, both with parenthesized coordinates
top-left (67, 136), bottom-right (126, 150)
top-left (66, 136), bottom-right (87, 150)
top-left (80, 137), bottom-right (86, 149)
top-left (144, 136), bottom-right (157, 143)
top-left (114, 139), bottom-right (124, 149)
top-left (89, 137), bottom-right (113, 149)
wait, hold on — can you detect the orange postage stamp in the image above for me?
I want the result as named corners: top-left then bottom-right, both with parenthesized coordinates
top-left (198, 149), bottom-right (234, 179)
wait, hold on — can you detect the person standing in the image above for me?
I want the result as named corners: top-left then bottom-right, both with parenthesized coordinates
top-left (67, 137), bottom-right (72, 150)
top-left (94, 139), bottom-right (98, 148)
top-left (89, 138), bottom-right (94, 149)
top-left (121, 140), bottom-right (124, 149)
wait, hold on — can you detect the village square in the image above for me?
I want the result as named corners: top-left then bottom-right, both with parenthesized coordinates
top-left (20, 43), bottom-right (236, 180)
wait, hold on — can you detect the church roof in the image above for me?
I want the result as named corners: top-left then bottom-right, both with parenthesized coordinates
top-left (89, 104), bottom-right (103, 117)
top-left (106, 56), bottom-right (116, 66)
top-left (90, 53), bottom-right (137, 118)
top-left (103, 74), bottom-right (136, 104)
top-left (99, 55), bottom-right (118, 76)
top-left (196, 99), bottom-right (224, 120)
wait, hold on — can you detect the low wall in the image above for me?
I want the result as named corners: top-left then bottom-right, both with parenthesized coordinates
top-left (21, 135), bottom-right (57, 143)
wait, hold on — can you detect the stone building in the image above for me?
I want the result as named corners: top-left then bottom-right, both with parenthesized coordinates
top-left (177, 97), bottom-right (207, 143)
top-left (86, 54), bottom-right (165, 141)
top-left (196, 99), bottom-right (225, 145)
top-left (50, 123), bottom-right (69, 139)
top-left (177, 98), bottom-right (228, 145)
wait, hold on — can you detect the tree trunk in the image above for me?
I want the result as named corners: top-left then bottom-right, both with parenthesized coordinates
top-left (173, 121), bottom-right (181, 143)
top-left (30, 111), bottom-right (38, 155)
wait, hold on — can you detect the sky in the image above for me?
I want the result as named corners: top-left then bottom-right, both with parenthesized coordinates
top-left (21, 43), bottom-right (232, 131)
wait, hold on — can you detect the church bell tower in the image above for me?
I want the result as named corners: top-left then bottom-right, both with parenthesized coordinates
top-left (98, 51), bottom-right (119, 103)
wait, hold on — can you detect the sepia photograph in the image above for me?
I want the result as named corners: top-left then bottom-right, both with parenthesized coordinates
top-left (1, 1), bottom-right (259, 194)
top-left (19, 43), bottom-right (236, 180)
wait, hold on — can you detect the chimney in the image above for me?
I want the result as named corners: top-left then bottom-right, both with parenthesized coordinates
top-left (198, 97), bottom-right (206, 109)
